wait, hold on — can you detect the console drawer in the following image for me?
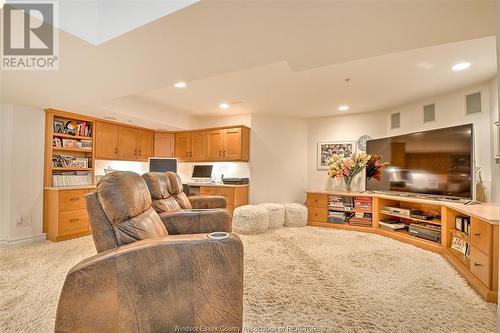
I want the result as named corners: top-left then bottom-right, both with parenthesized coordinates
top-left (307, 193), bottom-right (328, 208)
top-left (200, 187), bottom-right (217, 196)
top-left (59, 189), bottom-right (90, 212)
top-left (58, 210), bottom-right (89, 237)
top-left (308, 207), bottom-right (327, 222)
top-left (469, 245), bottom-right (491, 288)
top-left (470, 218), bottom-right (492, 255)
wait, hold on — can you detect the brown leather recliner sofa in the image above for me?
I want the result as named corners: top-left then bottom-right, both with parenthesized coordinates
top-left (141, 172), bottom-right (231, 234)
top-left (55, 171), bottom-right (243, 333)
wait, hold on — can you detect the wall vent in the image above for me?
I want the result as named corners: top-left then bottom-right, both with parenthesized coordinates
top-left (466, 92), bottom-right (481, 115)
top-left (391, 112), bottom-right (400, 129)
top-left (423, 104), bottom-right (435, 122)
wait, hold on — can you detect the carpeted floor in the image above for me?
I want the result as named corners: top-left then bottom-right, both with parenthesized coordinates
top-left (0, 226), bottom-right (497, 332)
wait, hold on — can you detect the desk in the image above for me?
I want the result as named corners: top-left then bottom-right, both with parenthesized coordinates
top-left (188, 183), bottom-right (249, 215)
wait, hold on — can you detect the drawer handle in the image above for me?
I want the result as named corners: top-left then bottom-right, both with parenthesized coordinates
top-left (69, 218), bottom-right (80, 223)
top-left (69, 198), bottom-right (80, 201)
top-left (474, 262), bottom-right (482, 267)
top-left (474, 233), bottom-right (481, 237)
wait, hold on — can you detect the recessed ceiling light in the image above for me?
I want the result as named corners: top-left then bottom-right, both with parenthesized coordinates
top-left (174, 81), bottom-right (187, 88)
top-left (219, 103), bottom-right (230, 109)
top-left (451, 62), bottom-right (471, 71)
top-left (338, 105), bottom-right (350, 111)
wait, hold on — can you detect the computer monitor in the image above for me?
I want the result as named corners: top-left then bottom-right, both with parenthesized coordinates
top-left (149, 158), bottom-right (177, 173)
top-left (192, 165), bottom-right (213, 179)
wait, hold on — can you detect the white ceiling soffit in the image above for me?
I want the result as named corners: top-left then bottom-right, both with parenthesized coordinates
top-left (11, 0), bottom-right (200, 45)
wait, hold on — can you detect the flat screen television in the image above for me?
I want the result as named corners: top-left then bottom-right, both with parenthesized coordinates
top-left (365, 124), bottom-right (473, 199)
top-left (149, 158), bottom-right (177, 173)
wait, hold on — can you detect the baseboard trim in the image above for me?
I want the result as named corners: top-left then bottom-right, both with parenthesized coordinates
top-left (0, 234), bottom-right (46, 245)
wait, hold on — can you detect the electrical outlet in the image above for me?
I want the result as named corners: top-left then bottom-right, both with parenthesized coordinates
top-left (22, 216), bottom-right (32, 227)
top-left (16, 216), bottom-right (23, 228)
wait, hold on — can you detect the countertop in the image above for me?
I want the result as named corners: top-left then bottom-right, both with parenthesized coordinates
top-left (306, 189), bottom-right (500, 225)
top-left (187, 182), bottom-right (249, 188)
top-left (45, 185), bottom-right (97, 191)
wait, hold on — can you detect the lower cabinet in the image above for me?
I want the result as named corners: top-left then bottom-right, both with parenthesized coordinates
top-left (45, 188), bottom-right (92, 241)
top-left (199, 185), bottom-right (249, 215)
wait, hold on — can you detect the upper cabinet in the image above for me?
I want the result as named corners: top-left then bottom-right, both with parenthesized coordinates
top-left (154, 133), bottom-right (175, 157)
top-left (95, 122), bottom-right (119, 160)
top-left (95, 121), bottom-right (154, 161)
top-left (174, 126), bottom-right (249, 162)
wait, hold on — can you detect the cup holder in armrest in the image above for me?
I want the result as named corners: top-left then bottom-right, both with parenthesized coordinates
top-left (208, 232), bottom-right (230, 240)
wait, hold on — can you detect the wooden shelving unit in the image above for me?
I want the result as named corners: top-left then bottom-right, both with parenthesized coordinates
top-left (306, 190), bottom-right (499, 302)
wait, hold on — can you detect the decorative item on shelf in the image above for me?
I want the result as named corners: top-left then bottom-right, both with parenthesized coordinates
top-left (64, 120), bottom-right (78, 135)
top-left (54, 120), bottom-right (65, 134)
top-left (62, 138), bottom-right (78, 148)
top-left (356, 135), bottom-right (372, 151)
top-left (326, 153), bottom-right (370, 191)
top-left (366, 154), bottom-right (389, 181)
top-left (80, 140), bottom-right (93, 150)
top-left (52, 137), bottom-right (62, 147)
top-left (317, 141), bottom-right (356, 170)
top-left (475, 167), bottom-right (486, 203)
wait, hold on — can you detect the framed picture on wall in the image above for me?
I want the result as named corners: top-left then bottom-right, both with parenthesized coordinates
top-left (317, 141), bottom-right (356, 170)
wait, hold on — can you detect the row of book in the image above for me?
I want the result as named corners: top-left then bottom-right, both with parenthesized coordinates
top-left (328, 195), bottom-right (372, 211)
top-left (53, 138), bottom-right (92, 149)
top-left (328, 211), bottom-right (373, 227)
top-left (52, 173), bottom-right (93, 187)
top-left (54, 119), bottom-right (92, 138)
top-left (455, 216), bottom-right (471, 235)
top-left (53, 154), bottom-right (90, 168)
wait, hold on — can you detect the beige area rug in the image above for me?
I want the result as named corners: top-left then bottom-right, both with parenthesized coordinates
top-left (0, 227), bottom-right (497, 332)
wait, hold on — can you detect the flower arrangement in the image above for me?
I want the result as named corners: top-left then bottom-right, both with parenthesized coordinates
top-left (326, 153), bottom-right (371, 191)
top-left (366, 154), bottom-right (389, 181)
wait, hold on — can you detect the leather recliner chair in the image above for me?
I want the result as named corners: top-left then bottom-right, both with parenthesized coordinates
top-left (55, 171), bottom-right (243, 333)
top-left (142, 172), bottom-right (231, 234)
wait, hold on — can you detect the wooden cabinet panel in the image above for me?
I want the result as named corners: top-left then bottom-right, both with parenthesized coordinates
top-left (175, 133), bottom-right (191, 161)
top-left (59, 189), bottom-right (90, 212)
top-left (191, 132), bottom-right (207, 161)
top-left (470, 245), bottom-right (492, 288)
top-left (216, 187), bottom-right (234, 204)
top-left (200, 187), bottom-right (217, 196)
top-left (138, 129), bottom-right (154, 161)
top-left (58, 210), bottom-right (89, 237)
top-left (470, 218), bottom-right (492, 255)
top-left (306, 193), bottom-right (328, 208)
top-left (95, 122), bottom-right (118, 159)
top-left (118, 126), bottom-right (138, 160)
top-left (206, 130), bottom-right (224, 161)
top-left (223, 128), bottom-right (242, 160)
top-left (154, 132), bottom-right (175, 157)
top-left (308, 207), bottom-right (327, 222)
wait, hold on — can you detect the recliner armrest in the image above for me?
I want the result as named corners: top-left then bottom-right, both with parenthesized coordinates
top-left (56, 234), bottom-right (243, 333)
top-left (189, 195), bottom-right (227, 209)
top-left (159, 209), bottom-right (231, 234)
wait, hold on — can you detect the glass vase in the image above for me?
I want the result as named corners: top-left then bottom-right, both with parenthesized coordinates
top-left (344, 177), bottom-right (353, 192)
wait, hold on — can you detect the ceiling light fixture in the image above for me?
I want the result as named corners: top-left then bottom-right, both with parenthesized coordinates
top-left (338, 105), bottom-right (350, 111)
top-left (219, 103), bottom-right (230, 109)
top-left (451, 62), bottom-right (471, 71)
top-left (174, 81), bottom-right (187, 88)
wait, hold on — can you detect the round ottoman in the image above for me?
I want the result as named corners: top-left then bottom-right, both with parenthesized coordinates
top-left (259, 203), bottom-right (285, 229)
top-left (283, 203), bottom-right (308, 227)
top-left (232, 205), bottom-right (269, 234)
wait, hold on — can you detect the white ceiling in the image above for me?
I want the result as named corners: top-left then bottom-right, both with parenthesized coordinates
top-left (1, 0), bottom-right (497, 129)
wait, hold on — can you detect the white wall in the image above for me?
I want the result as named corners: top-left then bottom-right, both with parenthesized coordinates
top-left (249, 114), bottom-right (308, 204)
top-left (307, 79), bottom-right (498, 202)
top-left (0, 105), bottom-right (45, 242)
top-left (490, 75), bottom-right (500, 203)
top-left (307, 110), bottom-right (387, 191)
top-left (177, 162), bottom-right (250, 184)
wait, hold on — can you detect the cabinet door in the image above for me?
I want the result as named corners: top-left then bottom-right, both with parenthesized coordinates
top-left (175, 133), bottom-right (191, 161)
top-left (154, 132), bottom-right (175, 157)
top-left (223, 128), bottom-right (242, 160)
top-left (95, 122), bottom-right (119, 159)
top-left (191, 132), bottom-right (207, 161)
top-left (206, 130), bottom-right (224, 161)
top-left (137, 129), bottom-right (154, 161)
top-left (118, 126), bottom-right (139, 160)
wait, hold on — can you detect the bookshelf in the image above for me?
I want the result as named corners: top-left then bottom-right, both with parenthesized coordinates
top-left (44, 110), bottom-right (95, 188)
top-left (306, 190), bottom-right (499, 302)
